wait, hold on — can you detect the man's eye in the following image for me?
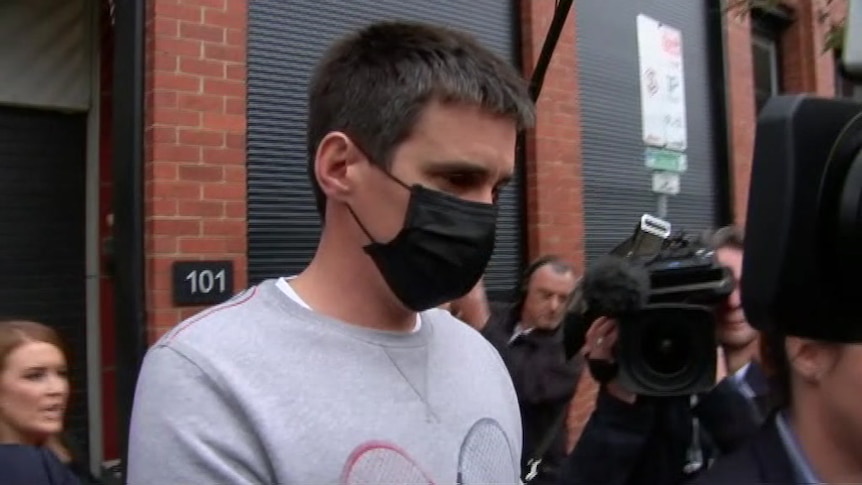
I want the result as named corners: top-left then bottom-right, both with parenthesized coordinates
top-left (444, 173), bottom-right (477, 187)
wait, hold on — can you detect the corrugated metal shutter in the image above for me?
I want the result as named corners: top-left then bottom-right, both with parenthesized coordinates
top-left (247, 0), bottom-right (523, 297)
top-left (576, 0), bottom-right (719, 262)
top-left (0, 107), bottom-right (89, 463)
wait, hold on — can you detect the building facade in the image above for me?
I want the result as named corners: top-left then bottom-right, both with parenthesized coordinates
top-left (0, 0), bottom-right (849, 474)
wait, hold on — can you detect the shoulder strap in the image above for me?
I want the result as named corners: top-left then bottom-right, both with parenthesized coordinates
top-left (523, 406), bottom-right (568, 482)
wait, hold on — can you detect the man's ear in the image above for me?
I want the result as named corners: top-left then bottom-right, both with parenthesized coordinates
top-left (314, 132), bottom-right (360, 203)
top-left (787, 337), bottom-right (834, 384)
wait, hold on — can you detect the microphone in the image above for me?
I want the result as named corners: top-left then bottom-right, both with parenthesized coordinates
top-left (582, 255), bottom-right (651, 319)
top-left (562, 255), bottom-right (650, 359)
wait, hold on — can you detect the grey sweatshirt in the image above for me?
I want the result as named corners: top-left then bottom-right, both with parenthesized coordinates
top-left (127, 279), bottom-right (522, 484)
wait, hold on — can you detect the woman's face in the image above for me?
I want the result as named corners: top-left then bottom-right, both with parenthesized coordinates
top-left (0, 341), bottom-right (68, 444)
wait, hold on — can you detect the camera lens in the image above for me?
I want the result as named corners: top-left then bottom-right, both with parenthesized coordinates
top-left (641, 319), bottom-right (691, 377)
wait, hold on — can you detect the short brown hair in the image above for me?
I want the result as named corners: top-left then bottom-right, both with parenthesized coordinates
top-left (307, 20), bottom-right (536, 217)
top-left (0, 320), bottom-right (66, 372)
top-left (705, 225), bottom-right (744, 250)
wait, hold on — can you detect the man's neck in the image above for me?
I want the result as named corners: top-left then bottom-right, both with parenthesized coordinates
top-left (792, 404), bottom-right (862, 484)
top-left (723, 340), bottom-right (758, 375)
top-left (289, 223), bottom-right (416, 332)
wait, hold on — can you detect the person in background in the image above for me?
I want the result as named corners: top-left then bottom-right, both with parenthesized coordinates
top-left (692, 328), bottom-right (862, 484)
top-left (559, 225), bottom-right (767, 485)
top-left (0, 319), bottom-right (90, 485)
top-left (707, 225), bottom-right (770, 414)
top-left (479, 256), bottom-right (583, 484)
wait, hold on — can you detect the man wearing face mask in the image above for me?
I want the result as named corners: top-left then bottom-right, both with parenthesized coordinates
top-left (127, 21), bottom-right (536, 485)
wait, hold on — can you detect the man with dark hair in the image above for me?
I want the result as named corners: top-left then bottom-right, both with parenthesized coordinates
top-left (479, 256), bottom-right (582, 484)
top-left (708, 225), bottom-right (767, 403)
top-left (127, 21), bottom-right (535, 484)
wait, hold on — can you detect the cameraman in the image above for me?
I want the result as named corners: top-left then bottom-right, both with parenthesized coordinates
top-left (558, 225), bottom-right (768, 485)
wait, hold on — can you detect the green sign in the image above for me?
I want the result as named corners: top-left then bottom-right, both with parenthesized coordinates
top-left (645, 148), bottom-right (687, 173)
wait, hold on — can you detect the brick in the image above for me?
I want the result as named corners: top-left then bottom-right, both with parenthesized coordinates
top-left (151, 161), bottom-right (179, 181)
top-left (148, 126), bottom-right (177, 144)
top-left (225, 200), bottom-right (246, 219)
top-left (151, 218), bottom-right (202, 236)
top-left (203, 219), bottom-right (246, 236)
top-left (203, 147), bottom-right (245, 165)
top-left (225, 97), bottom-right (245, 115)
top-left (226, 63), bottom-right (245, 81)
top-left (204, 9), bottom-right (246, 29)
top-left (154, 37), bottom-right (203, 58)
top-left (155, 181), bottom-right (202, 200)
top-left (150, 198), bottom-right (178, 217)
top-left (178, 199), bottom-right (225, 218)
top-left (224, 165), bottom-right (245, 183)
top-left (151, 72), bottom-right (201, 93)
top-left (153, 17), bottom-right (179, 37)
top-left (204, 43), bottom-right (244, 63)
top-left (179, 237), bottom-right (229, 254)
top-left (180, 0), bottom-right (226, 8)
top-left (152, 143), bottom-right (201, 163)
top-left (178, 93), bottom-right (224, 113)
top-left (178, 164), bottom-right (224, 182)
top-left (226, 29), bottom-right (245, 48)
top-left (179, 22), bottom-right (225, 43)
top-left (152, 51), bottom-right (178, 72)
top-left (225, 132), bottom-right (245, 150)
top-left (147, 90), bottom-right (178, 110)
top-left (202, 112), bottom-right (245, 131)
top-left (203, 78), bottom-right (244, 97)
top-left (179, 128), bottom-right (225, 147)
top-left (179, 57), bottom-right (225, 78)
top-left (203, 182), bottom-right (245, 201)
top-left (150, 108), bottom-right (200, 128)
top-left (154, 3), bottom-right (202, 22)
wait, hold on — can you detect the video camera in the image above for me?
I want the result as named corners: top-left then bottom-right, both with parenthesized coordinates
top-left (565, 215), bottom-right (734, 396)
top-left (742, 3), bottom-right (862, 342)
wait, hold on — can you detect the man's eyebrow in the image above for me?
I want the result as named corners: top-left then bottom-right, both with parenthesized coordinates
top-left (425, 160), bottom-right (490, 174)
top-left (425, 160), bottom-right (513, 183)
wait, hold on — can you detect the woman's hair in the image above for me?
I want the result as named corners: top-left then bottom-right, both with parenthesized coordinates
top-left (0, 320), bottom-right (66, 371)
top-left (760, 329), bottom-right (792, 410)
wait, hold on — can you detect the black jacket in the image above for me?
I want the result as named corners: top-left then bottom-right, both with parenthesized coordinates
top-left (688, 414), bottom-right (797, 485)
top-left (481, 302), bottom-right (583, 484)
top-left (0, 444), bottom-right (81, 485)
top-left (559, 361), bottom-right (770, 485)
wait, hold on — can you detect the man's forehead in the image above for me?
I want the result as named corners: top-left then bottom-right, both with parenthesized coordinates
top-left (531, 264), bottom-right (576, 286)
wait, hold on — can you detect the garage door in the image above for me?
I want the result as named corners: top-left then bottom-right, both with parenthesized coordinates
top-left (0, 106), bottom-right (89, 462)
top-left (247, 0), bottom-right (523, 298)
top-left (576, 0), bottom-right (720, 262)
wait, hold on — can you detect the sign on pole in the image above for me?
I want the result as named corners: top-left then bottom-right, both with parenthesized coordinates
top-left (637, 14), bottom-right (688, 151)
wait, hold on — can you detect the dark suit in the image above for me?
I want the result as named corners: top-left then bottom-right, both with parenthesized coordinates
top-left (559, 361), bottom-right (770, 485)
top-left (688, 414), bottom-right (797, 485)
top-left (0, 444), bottom-right (81, 485)
top-left (481, 302), bottom-right (583, 484)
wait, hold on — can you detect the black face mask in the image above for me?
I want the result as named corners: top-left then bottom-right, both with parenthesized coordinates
top-left (349, 171), bottom-right (498, 312)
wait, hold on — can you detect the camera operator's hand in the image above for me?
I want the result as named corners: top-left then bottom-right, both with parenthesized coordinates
top-left (584, 317), bottom-right (637, 404)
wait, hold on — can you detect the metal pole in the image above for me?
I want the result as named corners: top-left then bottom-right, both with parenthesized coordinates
top-left (657, 194), bottom-right (669, 218)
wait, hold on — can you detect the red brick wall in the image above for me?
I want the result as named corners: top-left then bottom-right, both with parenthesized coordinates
top-left (144, 0), bottom-right (248, 342)
top-left (725, 0), bottom-right (846, 226)
top-left (519, 1), bottom-right (596, 450)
